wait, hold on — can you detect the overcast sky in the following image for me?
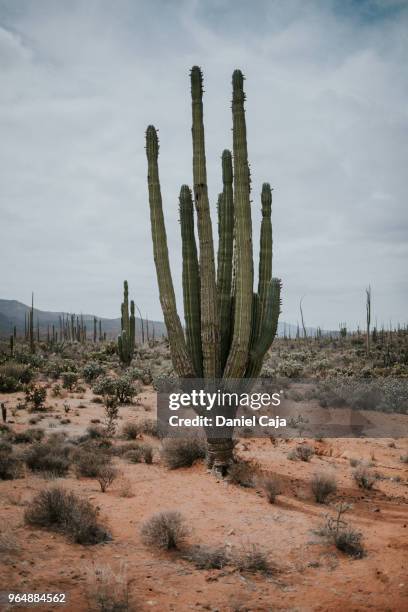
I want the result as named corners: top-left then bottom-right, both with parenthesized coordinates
top-left (1, 0), bottom-right (407, 330)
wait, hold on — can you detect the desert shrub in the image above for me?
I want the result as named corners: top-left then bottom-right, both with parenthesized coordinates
top-left (72, 448), bottom-right (111, 478)
top-left (235, 544), bottom-right (271, 574)
top-left (61, 371), bottom-right (79, 391)
top-left (103, 396), bottom-right (119, 438)
top-left (258, 475), bottom-right (281, 503)
top-left (87, 562), bottom-right (129, 612)
top-left (82, 362), bottom-right (106, 384)
top-left (311, 472), bottom-right (337, 503)
top-left (97, 465), bottom-right (118, 492)
top-left (93, 375), bottom-right (138, 404)
top-left (160, 437), bottom-right (206, 469)
top-left (0, 451), bottom-right (23, 480)
top-left (276, 359), bottom-right (304, 378)
top-left (353, 465), bottom-right (376, 490)
top-left (25, 384), bottom-right (47, 411)
top-left (349, 457), bottom-right (360, 467)
top-left (24, 441), bottom-right (71, 476)
top-left (0, 528), bottom-right (21, 555)
top-left (86, 425), bottom-right (105, 439)
top-left (138, 419), bottom-right (160, 437)
top-left (184, 545), bottom-right (230, 569)
top-left (124, 443), bottom-right (153, 465)
top-left (400, 454), bottom-right (408, 464)
top-left (140, 511), bottom-right (188, 550)
top-left (288, 444), bottom-right (314, 462)
top-left (0, 439), bottom-right (13, 453)
top-left (13, 428), bottom-right (45, 444)
top-left (334, 528), bottom-right (364, 558)
top-left (24, 487), bottom-right (110, 544)
top-left (228, 460), bottom-right (258, 488)
top-left (0, 362), bottom-right (33, 392)
top-left (121, 422), bottom-right (140, 440)
top-left (51, 383), bottom-right (63, 397)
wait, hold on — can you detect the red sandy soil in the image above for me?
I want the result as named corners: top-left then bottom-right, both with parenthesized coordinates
top-left (0, 386), bottom-right (407, 611)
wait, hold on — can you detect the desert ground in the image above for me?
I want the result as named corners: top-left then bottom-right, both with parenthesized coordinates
top-left (0, 336), bottom-right (407, 611)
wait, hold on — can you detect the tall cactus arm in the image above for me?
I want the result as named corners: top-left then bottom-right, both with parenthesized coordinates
top-left (217, 150), bottom-right (234, 371)
top-left (122, 281), bottom-right (130, 332)
top-left (179, 185), bottom-right (203, 377)
top-left (146, 125), bottom-right (194, 378)
top-left (224, 70), bottom-right (254, 378)
top-left (190, 66), bottom-right (220, 378)
top-left (130, 300), bottom-right (136, 349)
top-left (255, 183), bottom-right (273, 340)
top-left (245, 278), bottom-right (282, 378)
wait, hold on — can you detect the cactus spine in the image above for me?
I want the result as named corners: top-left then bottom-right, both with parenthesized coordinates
top-left (146, 68), bottom-right (282, 470)
top-left (117, 280), bottom-right (135, 366)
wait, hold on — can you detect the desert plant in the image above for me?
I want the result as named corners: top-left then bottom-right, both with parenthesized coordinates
top-left (228, 460), bottom-right (258, 488)
top-left (258, 474), bottom-right (281, 503)
top-left (103, 396), bottom-right (119, 438)
top-left (24, 440), bottom-right (71, 476)
top-left (72, 449), bottom-right (111, 478)
top-left (160, 437), bottom-right (206, 469)
top-left (234, 544), bottom-right (271, 574)
top-left (121, 422), bottom-right (140, 440)
top-left (146, 67), bottom-right (281, 473)
top-left (311, 472), bottom-right (337, 503)
top-left (87, 562), bottom-right (129, 612)
top-left (400, 453), bottom-right (408, 464)
top-left (335, 527), bottom-right (364, 558)
top-left (353, 464), bottom-right (376, 490)
top-left (183, 545), bottom-right (230, 569)
top-left (13, 428), bottom-right (45, 444)
top-left (25, 384), bottom-right (47, 411)
top-left (82, 361), bottom-right (106, 383)
top-left (117, 281), bottom-right (136, 366)
top-left (140, 511), bottom-right (188, 550)
top-left (24, 487), bottom-right (110, 544)
top-left (288, 444), bottom-right (314, 462)
top-left (61, 371), bottom-right (79, 391)
top-left (0, 450), bottom-right (23, 480)
top-left (97, 465), bottom-right (118, 493)
top-left (124, 443), bottom-right (153, 465)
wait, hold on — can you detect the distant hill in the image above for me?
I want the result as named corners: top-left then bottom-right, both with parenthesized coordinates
top-left (0, 299), bottom-right (167, 341)
top-left (0, 298), bottom-right (328, 341)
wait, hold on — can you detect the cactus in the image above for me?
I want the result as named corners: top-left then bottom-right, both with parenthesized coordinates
top-left (146, 67), bottom-right (281, 472)
top-left (117, 280), bottom-right (136, 366)
top-left (29, 293), bottom-right (35, 354)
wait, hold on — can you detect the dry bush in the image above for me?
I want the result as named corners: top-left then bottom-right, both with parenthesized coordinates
top-left (72, 448), bottom-right (111, 478)
top-left (228, 460), bottom-right (259, 488)
top-left (87, 562), bottom-right (130, 612)
top-left (97, 465), bottom-right (118, 493)
top-left (13, 428), bottom-right (45, 444)
top-left (24, 487), bottom-right (110, 545)
top-left (353, 465), bottom-right (376, 490)
top-left (117, 477), bottom-right (134, 498)
top-left (24, 441), bottom-right (71, 477)
top-left (257, 474), bottom-right (281, 503)
top-left (183, 545), bottom-right (230, 569)
top-left (124, 443), bottom-right (153, 465)
top-left (121, 422), bottom-right (140, 440)
top-left (140, 511), bottom-right (189, 550)
top-left (137, 419), bottom-right (159, 438)
top-left (0, 451), bottom-right (24, 480)
top-left (86, 425), bottom-right (105, 439)
top-left (160, 437), bottom-right (206, 469)
top-left (334, 528), bottom-right (364, 558)
top-left (349, 457), bottom-right (360, 467)
top-left (311, 472), bottom-right (337, 503)
top-left (234, 544), bottom-right (271, 574)
top-left (400, 453), bottom-right (408, 464)
top-left (0, 528), bottom-right (21, 555)
top-left (288, 444), bottom-right (314, 462)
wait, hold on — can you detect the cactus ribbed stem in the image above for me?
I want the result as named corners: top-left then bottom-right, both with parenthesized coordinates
top-left (255, 183), bottom-right (273, 341)
top-left (180, 185), bottom-right (203, 377)
top-left (191, 66), bottom-right (220, 378)
top-left (224, 70), bottom-right (254, 378)
top-left (146, 125), bottom-right (194, 378)
top-left (217, 150), bottom-right (234, 371)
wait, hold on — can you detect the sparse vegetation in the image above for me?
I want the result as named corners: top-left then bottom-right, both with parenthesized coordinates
top-left (353, 464), bottom-right (376, 490)
top-left (288, 444), bottom-right (314, 462)
top-left (160, 437), bottom-right (206, 469)
top-left (311, 472), bottom-right (337, 503)
top-left (140, 511), bottom-right (189, 550)
top-left (24, 487), bottom-right (110, 544)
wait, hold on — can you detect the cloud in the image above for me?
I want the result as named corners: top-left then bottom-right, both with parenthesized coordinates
top-left (0, 0), bottom-right (407, 329)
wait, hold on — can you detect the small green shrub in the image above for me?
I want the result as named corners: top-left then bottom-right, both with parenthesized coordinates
top-left (82, 362), bottom-right (106, 384)
top-left (61, 371), bottom-right (79, 391)
top-left (353, 465), bottom-right (376, 490)
top-left (25, 384), bottom-right (47, 411)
